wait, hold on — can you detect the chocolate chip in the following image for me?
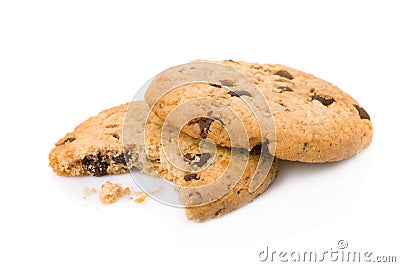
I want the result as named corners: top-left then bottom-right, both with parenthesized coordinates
top-left (183, 153), bottom-right (212, 167)
top-left (195, 153), bottom-right (211, 167)
top-left (311, 94), bottom-right (335, 106)
top-left (112, 154), bottom-right (125, 164)
top-left (228, 91), bottom-right (239, 97)
top-left (183, 153), bottom-right (196, 163)
top-left (188, 117), bottom-right (215, 138)
top-left (227, 59), bottom-right (236, 63)
top-left (219, 79), bottom-right (235, 87)
top-left (209, 83), bottom-right (222, 88)
top-left (228, 91), bottom-right (240, 97)
top-left (228, 90), bottom-right (252, 97)
top-left (198, 118), bottom-right (214, 138)
top-left (112, 134), bottom-right (120, 140)
top-left (275, 70), bottom-right (293, 80)
top-left (82, 156), bottom-right (109, 177)
top-left (112, 153), bottom-right (131, 165)
top-left (184, 173), bottom-right (199, 181)
top-left (354, 105), bottom-right (370, 120)
top-left (59, 137), bottom-right (76, 146)
top-left (278, 86), bottom-right (293, 93)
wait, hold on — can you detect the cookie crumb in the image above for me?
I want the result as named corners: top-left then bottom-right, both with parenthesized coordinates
top-left (99, 181), bottom-right (131, 204)
top-left (133, 191), bottom-right (148, 203)
top-left (132, 187), bottom-right (163, 203)
top-left (83, 187), bottom-right (97, 199)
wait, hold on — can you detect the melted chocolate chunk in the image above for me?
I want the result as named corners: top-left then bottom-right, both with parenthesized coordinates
top-left (112, 152), bottom-right (131, 165)
top-left (82, 156), bottom-right (109, 177)
top-left (184, 173), bottom-right (199, 181)
top-left (311, 94), bottom-right (335, 106)
top-left (209, 83), bottom-right (222, 88)
top-left (112, 154), bottom-right (126, 164)
top-left (198, 118), bottom-right (214, 138)
top-left (228, 90), bottom-right (252, 97)
top-left (183, 153), bottom-right (211, 167)
top-left (275, 70), bottom-right (294, 80)
top-left (354, 105), bottom-right (370, 120)
top-left (183, 153), bottom-right (195, 163)
top-left (196, 153), bottom-right (211, 167)
top-left (59, 137), bottom-right (76, 146)
top-left (219, 80), bottom-right (235, 87)
top-left (188, 117), bottom-right (215, 138)
top-left (278, 86), bottom-right (294, 93)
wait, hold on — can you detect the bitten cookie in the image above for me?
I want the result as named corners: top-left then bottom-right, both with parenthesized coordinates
top-left (50, 101), bottom-right (279, 222)
top-left (124, 101), bottom-right (278, 222)
top-left (144, 60), bottom-right (373, 162)
top-left (49, 103), bottom-right (156, 177)
top-left (138, 104), bottom-right (278, 222)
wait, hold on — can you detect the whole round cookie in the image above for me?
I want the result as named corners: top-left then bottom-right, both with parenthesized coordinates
top-left (144, 60), bottom-right (373, 162)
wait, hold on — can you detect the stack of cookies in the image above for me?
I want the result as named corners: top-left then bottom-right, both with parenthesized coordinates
top-left (49, 60), bottom-right (373, 222)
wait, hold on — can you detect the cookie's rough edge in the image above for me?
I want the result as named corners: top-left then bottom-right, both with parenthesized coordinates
top-left (49, 103), bottom-right (156, 177)
top-left (186, 158), bottom-right (279, 222)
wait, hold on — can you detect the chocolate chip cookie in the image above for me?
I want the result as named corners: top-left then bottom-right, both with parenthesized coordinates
top-left (144, 60), bottom-right (373, 162)
top-left (49, 103), bottom-right (156, 177)
top-left (50, 101), bottom-right (279, 222)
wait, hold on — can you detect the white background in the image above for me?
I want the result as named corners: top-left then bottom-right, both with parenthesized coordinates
top-left (1, 1), bottom-right (399, 266)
